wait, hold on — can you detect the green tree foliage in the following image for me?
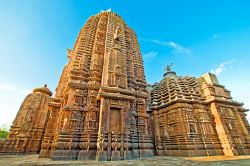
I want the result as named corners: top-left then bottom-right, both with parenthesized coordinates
top-left (0, 124), bottom-right (9, 138)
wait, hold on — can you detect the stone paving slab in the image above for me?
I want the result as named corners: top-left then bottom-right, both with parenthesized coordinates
top-left (1, 155), bottom-right (250, 166)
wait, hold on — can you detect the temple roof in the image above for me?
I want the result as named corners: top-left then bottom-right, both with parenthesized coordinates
top-left (33, 84), bottom-right (52, 96)
top-left (96, 9), bottom-right (123, 20)
top-left (151, 71), bottom-right (204, 109)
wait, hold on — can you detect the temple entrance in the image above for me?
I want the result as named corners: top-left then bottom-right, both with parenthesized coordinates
top-left (107, 107), bottom-right (122, 161)
top-left (110, 107), bottom-right (121, 133)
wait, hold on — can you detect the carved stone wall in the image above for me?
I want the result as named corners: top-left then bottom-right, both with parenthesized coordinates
top-left (0, 85), bottom-right (52, 154)
top-left (37, 11), bottom-right (154, 161)
top-left (200, 73), bottom-right (250, 156)
top-left (150, 71), bottom-right (250, 157)
top-left (151, 72), bottom-right (224, 156)
top-left (1, 11), bottom-right (250, 160)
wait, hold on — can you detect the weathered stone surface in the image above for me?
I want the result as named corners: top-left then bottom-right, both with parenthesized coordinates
top-left (1, 11), bottom-right (250, 161)
top-left (200, 73), bottom-right (250, 156)
top-left (0, 85), bottom-right (52, 154)
top-left (39, 10), bottom-right (154, 161)
top-left (150, 69), bottom-right (250, 157)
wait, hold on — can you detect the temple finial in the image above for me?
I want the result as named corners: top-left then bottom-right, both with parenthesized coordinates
top-left (164, 63), bottom-right (173, 72)
top-left (100, 8), bottom-right (112, 12)
top-left (67, 48), bottom-right (71, 54)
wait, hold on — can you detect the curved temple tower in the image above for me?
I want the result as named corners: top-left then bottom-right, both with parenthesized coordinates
top-left (1, 11), bottom-right (250, 161)
top-left (39, 11), bottom-right (154, 160)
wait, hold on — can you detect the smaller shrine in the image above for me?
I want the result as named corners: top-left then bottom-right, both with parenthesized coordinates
top-left (1, 85), bottom-right (52, 154)
top-left (149, 65), bottom-right (250, 156)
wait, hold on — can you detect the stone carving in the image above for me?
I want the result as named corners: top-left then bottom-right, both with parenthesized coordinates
top-left (150, 70), bottom-right (250, 156)
top-left (79, 134), bottom-right (90, 151)
top-left (1, 11), bottom-right (250, 160)
top-left (0, 85), bottom-right (52, 154)
top-left (164, 63), bottom-right (173, 72)
top-left (97, 134), bottom-right (105, 151)
top-left (114, 25), bottom-right (121, 42)
top-left (26, 112), bottom-right (32, 122)
top-left (111, 137), bottom-right (120, 151)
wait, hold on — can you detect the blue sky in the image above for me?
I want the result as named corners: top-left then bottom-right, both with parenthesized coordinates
top-left (0, 0), bottom-right (250, 127)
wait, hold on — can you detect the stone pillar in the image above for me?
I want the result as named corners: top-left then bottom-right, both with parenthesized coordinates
top-left (39, 98), bottom-right (61, 158)
top-left (96, 98), bottom-right (109, 161)
top-left (210, 103), bottom-right (235, 156)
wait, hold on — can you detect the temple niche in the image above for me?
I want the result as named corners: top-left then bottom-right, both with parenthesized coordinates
top-left (1, 10), bottom-right (250, 160)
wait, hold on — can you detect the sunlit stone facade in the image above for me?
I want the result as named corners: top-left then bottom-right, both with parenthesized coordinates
top-left (0, 85), bottom-right (52, 154)
top-left (150, 69), bottom-right (250, 156)
top-left (1, 11), bottom-right (250, 160)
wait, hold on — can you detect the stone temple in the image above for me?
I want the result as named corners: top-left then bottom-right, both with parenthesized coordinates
top-left (1, 11), bottom-right (250, 160)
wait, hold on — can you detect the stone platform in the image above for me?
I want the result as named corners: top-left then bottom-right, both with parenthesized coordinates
top-left (1, 155), bottom-right (250, 166)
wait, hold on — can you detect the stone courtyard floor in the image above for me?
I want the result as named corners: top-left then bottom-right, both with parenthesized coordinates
top-left (1, 155), bottom-right (250, 166)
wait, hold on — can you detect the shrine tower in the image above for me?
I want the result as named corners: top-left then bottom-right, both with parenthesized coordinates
top-left (39, 10), bottom-right (154, 160)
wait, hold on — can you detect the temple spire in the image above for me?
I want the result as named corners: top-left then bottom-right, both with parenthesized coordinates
top-left (164, 63), bottom-right (173, 72)
top-left (163, 63), bottom-right (176, 78)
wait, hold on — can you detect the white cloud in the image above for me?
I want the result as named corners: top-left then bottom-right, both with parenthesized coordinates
top-left (211, 60), bottom-right (235, 76)
top-left (0, 82), bottom-right (31, 95)
top-left (143, 51), bottom-right (158, 59)
top-left (0, 83), bottom-right (18, 91)
top-left (144, 39), bottom-right (191, 54)
top-left (168, 41), bottom-right (191, 54)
